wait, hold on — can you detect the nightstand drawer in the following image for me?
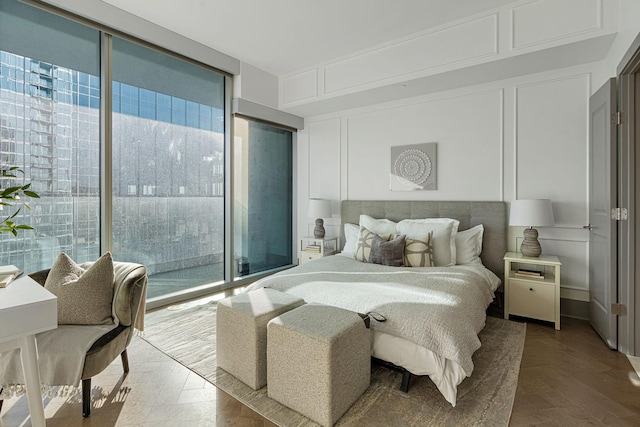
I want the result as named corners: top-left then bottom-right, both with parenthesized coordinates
top-left (299, 252), bottom-right (322, 264)
top-left (509, 280), bottom-right (555, 322)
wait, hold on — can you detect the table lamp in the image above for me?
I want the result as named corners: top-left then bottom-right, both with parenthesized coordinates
top-left (509, 199), bottom-right (555, 257)
top-left (308, 199), bottom-right (331, 238)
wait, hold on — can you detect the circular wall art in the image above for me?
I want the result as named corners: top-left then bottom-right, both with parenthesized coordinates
top-left (393, 149), bottom-right (432, 186)
top-left (390, 142), bottom-right (437, 191)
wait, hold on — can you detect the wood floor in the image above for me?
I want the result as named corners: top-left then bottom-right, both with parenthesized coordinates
top-left (1, 315), bottom-right (639, 426)
top-left (511, 316), bottom-right (640, 426)
top-left (0, 335), bottom-right (276, 427)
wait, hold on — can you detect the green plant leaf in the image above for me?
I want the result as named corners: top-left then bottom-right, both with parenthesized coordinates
top-left (1, 166), bottom-right (39, 236)
top-left (3, 186), bottom-right (22, 194)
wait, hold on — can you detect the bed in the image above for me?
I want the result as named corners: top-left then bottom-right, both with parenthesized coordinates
top-left (248, 200), bottom-right (507, 406)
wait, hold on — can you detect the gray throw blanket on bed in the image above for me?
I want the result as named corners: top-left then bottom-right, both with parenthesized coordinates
top-left (248, 256), bottom-right (496, 376)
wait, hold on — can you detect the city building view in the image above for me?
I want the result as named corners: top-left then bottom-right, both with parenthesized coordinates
top-left (0, 49), bottom-right (227, 298)
top-left (1, 0), bottom-right (293, 302)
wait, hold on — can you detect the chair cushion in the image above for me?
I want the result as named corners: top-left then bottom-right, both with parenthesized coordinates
top-left (45, 252), bottom-right (115, 325)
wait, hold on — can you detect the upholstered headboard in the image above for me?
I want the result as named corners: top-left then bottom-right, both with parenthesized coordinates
top-left (341, 200), bottom-right (507, 281)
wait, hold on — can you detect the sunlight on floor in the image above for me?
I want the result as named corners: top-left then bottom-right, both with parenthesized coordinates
top-left (628, 354), bottom-right (640, 387)
top-left (0, 338), bottom-right (219, 427)
top-left (164, 285), bottom-right (248, 312)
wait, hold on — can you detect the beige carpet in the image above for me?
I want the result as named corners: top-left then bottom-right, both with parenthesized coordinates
top-left (142, 302), bottom-right (525, 427)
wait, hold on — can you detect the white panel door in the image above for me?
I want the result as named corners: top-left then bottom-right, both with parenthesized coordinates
top-left (588, 78), bottom-right (617, 349)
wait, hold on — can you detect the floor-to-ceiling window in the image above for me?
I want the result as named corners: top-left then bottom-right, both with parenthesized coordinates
top-left (0, 1), bottom-right (295, 305)
top-left (234, 117), bottom-right (293, 277)
top-left (111, 37), bottom-right (226, 298)
top-left (0, 1), bottom-right (101, 271)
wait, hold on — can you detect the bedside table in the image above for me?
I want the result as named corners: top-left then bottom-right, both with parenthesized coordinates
top-left (299, 237), bottom-right (338, 265)
top-left (503, 251), bottom-right (562, 330)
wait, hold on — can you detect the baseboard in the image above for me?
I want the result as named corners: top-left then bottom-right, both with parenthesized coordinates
top-left (488, 296), bottom-right (589, 321)
top-left (560, 297), bottom-right (589, 320)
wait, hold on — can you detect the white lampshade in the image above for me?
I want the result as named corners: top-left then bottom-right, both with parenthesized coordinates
top-left (509, 199), bottom-right (555, 227)
top-left (308, 199), bottom-right (331, 219)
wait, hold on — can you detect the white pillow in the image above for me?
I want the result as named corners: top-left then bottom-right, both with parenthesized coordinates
top-left (396, 218), bottom-right (459, 266)
top-left (455, 224), bottom-right (484, 265)
top-left (359, 214), bottom-right (397, 239)
top-left (339, 223), bottom-right (359, 257)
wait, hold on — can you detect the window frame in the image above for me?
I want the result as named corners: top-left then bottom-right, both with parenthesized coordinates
top-left (2, 1), bottom-right (298, 310)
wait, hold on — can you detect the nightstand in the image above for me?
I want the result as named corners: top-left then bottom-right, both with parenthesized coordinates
top-left (503, 251), bottom-right (562, 330)
top-left (299, 237), bottom-right (338, 265)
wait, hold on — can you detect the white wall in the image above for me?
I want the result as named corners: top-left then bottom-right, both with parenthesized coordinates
top-left (233, 62), bottom-right (280, 109)
top-left (299, 62), bottom-right (602, 303)
top-left (281, 0), bottom-right (619, 117)
top-left (291, 0), bottom-right (640, 310)
top-left (601, 0), bottom-right (640, 79)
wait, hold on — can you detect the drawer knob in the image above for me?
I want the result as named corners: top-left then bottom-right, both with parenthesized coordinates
top-left (529, 288), bottom-right (533, 291)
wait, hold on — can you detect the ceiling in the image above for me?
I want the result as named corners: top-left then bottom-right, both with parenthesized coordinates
top-left (101, 0), bottom-right (517, 77)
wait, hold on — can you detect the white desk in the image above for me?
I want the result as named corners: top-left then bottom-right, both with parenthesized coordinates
top-left (0, 275), bottom-right (57, 427)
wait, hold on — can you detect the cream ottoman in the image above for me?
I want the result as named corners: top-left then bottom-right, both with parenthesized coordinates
top-left (216, 288), bottom-right (304, 390)
top-left (267, 304), bottom-right (371, 427)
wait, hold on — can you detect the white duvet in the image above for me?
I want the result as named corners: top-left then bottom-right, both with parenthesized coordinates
top-left (247, 255), bottom-right (500, 406)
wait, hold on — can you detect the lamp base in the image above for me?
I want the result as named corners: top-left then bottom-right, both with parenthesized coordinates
top-left (520, 227), bottom-right (542, 257)
top-left (313, 218), bottom-right (326, 238)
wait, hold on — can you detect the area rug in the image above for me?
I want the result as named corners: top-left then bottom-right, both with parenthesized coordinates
top-left (142, 301), bottom-right (526, 426)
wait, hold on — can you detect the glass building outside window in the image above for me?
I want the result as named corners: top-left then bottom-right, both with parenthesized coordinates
top-left (0, 1), bottom-right (101, 270)
top-left (0, 1), bottom-right (295, 304)
top-left (111, 37), bottom-right (226, 298)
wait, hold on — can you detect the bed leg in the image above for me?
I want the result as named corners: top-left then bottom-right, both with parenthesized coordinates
top-left (400, 370), bottom-right (412, 392)
top-left (372, 357), bottom-right (414, 392)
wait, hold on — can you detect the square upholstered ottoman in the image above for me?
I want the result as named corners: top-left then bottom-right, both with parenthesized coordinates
top-left (267, 304), bottom-right (371, 427)
top-left (216, 288), bottom-right (305, 390)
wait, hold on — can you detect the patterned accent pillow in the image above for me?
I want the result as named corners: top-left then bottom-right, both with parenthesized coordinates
top-left (370, 234), bottom-right (406, 267)
top-left (354, 226), bottom-right (377, 262)
top-left (404, 231), bottom-right (435, 267)
top-left (44, 252), bottom-right (115, 325)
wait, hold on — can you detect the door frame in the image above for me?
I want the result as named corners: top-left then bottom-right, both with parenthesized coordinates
top-left (616, 33), bottom-right (640, 356)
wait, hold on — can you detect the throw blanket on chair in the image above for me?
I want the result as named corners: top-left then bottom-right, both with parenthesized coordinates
top-left (1, 260), bottom-right (147, 399)
top-left (0, 324), bottom-right (117, 398)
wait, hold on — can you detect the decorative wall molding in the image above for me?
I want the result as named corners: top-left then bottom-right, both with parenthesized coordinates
top-left (343, 88), bottom-right (503, 201)
top-left (561, 287), bottom-right (590, 302)
top-left (282, 68), bottom-right (318, 105)
top-left (513, 73), bottom-right (591, 227)
top-left (300, 64), bottom-right (597, 299)
top-left (308, 119), bottom-right (341, 201)
top-left (322, 14), bottom-right (498, 95)
top-left (539, 237), bottom-right (589, 292)
top-left (279, 0), bottom-right (616, 116)
top-left (510, 0), bottom-right (603, 51)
